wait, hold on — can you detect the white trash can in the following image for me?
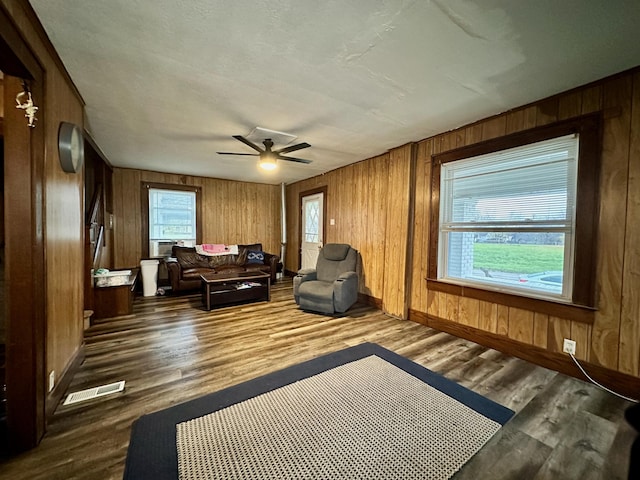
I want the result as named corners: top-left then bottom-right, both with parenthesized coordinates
top-left (140, 259), bottom-right (160, 297)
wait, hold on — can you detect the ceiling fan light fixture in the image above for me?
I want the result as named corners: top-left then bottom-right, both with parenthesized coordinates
top-left (259, 153), bottom-right (277, 170)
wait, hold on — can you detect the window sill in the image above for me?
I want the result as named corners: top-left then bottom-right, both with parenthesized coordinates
top-left (426, 279), bottom-right (595, 325)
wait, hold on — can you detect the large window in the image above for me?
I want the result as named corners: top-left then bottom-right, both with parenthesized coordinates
top-left (142, 183), bottom-right (202, 258)
top-left (429, 114), bottom-right (601, 314)
top-left (438, 134), bottom-right (578, 301)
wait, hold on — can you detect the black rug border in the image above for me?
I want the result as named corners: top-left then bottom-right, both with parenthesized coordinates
top-left (124, 342), bottom-right (514, 480)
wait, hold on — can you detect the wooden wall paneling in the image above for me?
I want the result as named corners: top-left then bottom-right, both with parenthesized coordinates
top-left (496, 304), bottom-right (509, 336)
top-left (507, 307), bottom-right (534, 344)
top-left (128, 170), bottom-right (142, 266)
top-left (444, 293), bottom-right (459, 322)
top-left (458, 296), bottom-right (479, 328)
top-left (591, 75), bottom-right (633, 369)
top-left (113, 169), bottom-right (281, 268)
top-left (4, 74), bottom-right (45, 449)
top-left (382, 146), bottom-right (412, 317)
top-left (533, 313), bottom-right (549, 349)
top-left (619, 71), bottom-right (640, 376)
top-left (464, 124), bottom-right (483, 144)
top-left (481, 115), bottom-right (507, 141)
top-left (535, 97), bottom-right (559, 126)
top-left (410, 140), bottom-right (431, 311)
top-left (426, 289), bottom-right (439, 317)
top-left (353, 161), bottom-right (369, 293)
top-left (571, 321), bottom-right (592, 362)
top-left (366, 155), bottom-right (389, 300)
top-left (505, 109), bottom-right (525, 135)
top-left (548, 316), bottom-right (572, 353)
top-left (558, 90), bottom-right (583, 120)
top-left (581, 85), bottom-right (604, 115)
top-left (478, 301), bottom-right (497, 333)
top-left (505, 105), bottom-right (538, 134)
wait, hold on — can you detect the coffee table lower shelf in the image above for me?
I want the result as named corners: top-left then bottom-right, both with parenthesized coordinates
top-left (200, 272), bottom-right (271, 311)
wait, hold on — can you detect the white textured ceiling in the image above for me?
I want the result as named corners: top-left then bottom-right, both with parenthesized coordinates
top-left (29, 0), bottom-right (640, 185)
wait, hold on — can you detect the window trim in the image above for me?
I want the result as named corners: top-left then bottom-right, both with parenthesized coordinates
top-left (428, 114), bottom-right (602, 319)
top-left (141, 182), bottom-right (203, 258)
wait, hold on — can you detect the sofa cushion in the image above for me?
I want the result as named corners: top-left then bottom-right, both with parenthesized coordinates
top-left (237, 243), bottom-right (263, 265)
top-left (215, 264), bottom-right (246, 275)
top-left (173, 247), bottom-right (210, 269)
top-left (246, 250), bottom-right (264, 264)
top-left (182, 267), bottom-right (215, 280)
top-left (244, 264), bottom-right (269, 275)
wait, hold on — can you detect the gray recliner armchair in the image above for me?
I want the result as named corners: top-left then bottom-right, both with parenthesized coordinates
top-left (293, 243), bottom-right (358, 314)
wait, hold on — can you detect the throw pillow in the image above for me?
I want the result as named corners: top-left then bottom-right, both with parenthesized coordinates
top-left (246, 250), bottom-right (265, 264)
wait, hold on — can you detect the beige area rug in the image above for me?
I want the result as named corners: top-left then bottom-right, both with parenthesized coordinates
top-left (176, 355), bottom-right (501, 480)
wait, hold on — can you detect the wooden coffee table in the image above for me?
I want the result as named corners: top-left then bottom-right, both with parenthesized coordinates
top-left (200, 271), bottom-right (271, 311)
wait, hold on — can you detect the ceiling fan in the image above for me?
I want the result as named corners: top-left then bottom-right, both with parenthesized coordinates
top-left (217, 135), bottom-right (312, 170)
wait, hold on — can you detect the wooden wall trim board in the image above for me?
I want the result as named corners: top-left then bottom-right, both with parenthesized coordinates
top-left (45, 346), bottom-right (85, 419)
top-left (2, 41), bottom-right (47, 452)
top-left (426, 280), bottom-right (595, 325)
top-left (410, 310), bottom-right (640, 400)
top-left (358, 292), bottom-right (383, 310)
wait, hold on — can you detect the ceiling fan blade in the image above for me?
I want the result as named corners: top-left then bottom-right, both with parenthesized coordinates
top-left (217, 152), bottom-right (259, 156)
top-left (277, 155), bottom-right (312, 164)
top-left (232, 135), bottom-right (264, 153)
top-left (274, 142), bottom-right (311, 155)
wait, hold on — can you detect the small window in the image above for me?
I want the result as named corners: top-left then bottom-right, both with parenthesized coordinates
top-left (142, 183), bottom-right (202, 258)
top-left (149, 188), bottom-right (197, 245)
top-left (438, 134), bottom-right (578, 301)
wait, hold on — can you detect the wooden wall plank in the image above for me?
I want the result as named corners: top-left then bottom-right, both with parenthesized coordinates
top-left (591, 76), bottom-right (633, 369)
top-left (558, 90), bottom-right (583, 120)
top-left (619, 72), bottom-right (640, 376)
top-left (367, 155), bottom-right (389, 299)
top-left (458, 297), bottom-right (479, 328)
top-left (382, 145), bottom-right (413, 318)
top-left (548, 316), bottom-right (572, 353)
top-left (581, 85), bottom-right (603, 114)
top-left (533, 313), bottom-right (549, 349)
top-left (536, 97), bottom-right (559, 126)
top-left (478, 301), bottom-right (497, 333)
top-left (497, 304), bottom-right (509, 336)
top-left (571, 322), bottom-right (592, 362)
top-left (507, 307), bottom-right (534, 344)
top-left (482, 116), bottom-right (507, 140)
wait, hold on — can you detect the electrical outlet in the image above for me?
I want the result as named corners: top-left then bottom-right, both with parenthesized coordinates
top-left (563, 338), bottom-right (576, 355)
top-left (49, 371), bottom-right (55, 392)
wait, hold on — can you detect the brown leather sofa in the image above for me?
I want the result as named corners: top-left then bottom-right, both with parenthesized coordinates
top-left (167, 243), bottom-right (279, 294)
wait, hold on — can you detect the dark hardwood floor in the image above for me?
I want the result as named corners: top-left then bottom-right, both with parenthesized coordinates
top-left (0, 278), bottom-right (635, 479)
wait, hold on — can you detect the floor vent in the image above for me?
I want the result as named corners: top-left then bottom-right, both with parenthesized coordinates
top-left (63, 381), bottom-right (125, 406)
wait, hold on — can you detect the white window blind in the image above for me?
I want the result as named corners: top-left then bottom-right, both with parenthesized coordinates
top-left (438, 134), bottom-right (579, 300)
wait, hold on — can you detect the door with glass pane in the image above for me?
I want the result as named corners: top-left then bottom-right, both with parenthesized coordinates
top-left (301, 192), bottom-right (324, 269)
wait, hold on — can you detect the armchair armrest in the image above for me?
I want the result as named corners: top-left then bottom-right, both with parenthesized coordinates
top-left (334, 271), bottom-right (359, 313)
top-left (262, 251), bottom-right (280, 282)
top-left (293, 268), bottom-right (317, 303)
top-left (166, 259), bottom-right (182, 292)
top-left (336, 271), bottom-right (358, 282)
